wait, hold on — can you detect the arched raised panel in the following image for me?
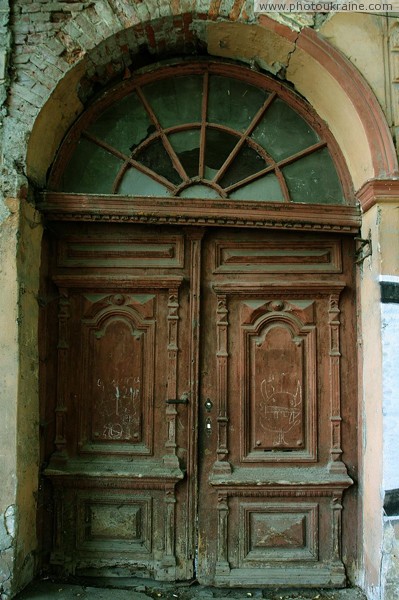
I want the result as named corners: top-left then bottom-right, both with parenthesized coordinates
top-left (252, 324), bottom-right (304, 450)
top-left (80, 300), bottom-right (155, 456)
top-left (241, 303), bottom-right (317, 463)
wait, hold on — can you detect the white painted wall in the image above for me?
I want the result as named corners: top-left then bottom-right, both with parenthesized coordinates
top-left (381, 299), bottom-right (399, 492)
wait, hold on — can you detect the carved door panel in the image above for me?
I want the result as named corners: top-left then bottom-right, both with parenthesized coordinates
top-left (197, 229), bottom-right (356, 587)
top-left (44, 225), bottom-right (201, 581)
top-left (43, 225), bottom-right (356, 586)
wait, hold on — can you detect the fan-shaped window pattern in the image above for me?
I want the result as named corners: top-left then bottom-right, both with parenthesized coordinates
top-left (55, 70), bottom-right (345, 204)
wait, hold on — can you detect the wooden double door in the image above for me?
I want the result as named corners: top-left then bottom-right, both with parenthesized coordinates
top-left (42, 224), bottom-right (357, 587)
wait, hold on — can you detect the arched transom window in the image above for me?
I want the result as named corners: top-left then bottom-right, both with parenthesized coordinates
top-left (50, 63), bottom-right (349, 205)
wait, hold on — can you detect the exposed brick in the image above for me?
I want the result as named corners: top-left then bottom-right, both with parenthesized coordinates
top-left (74, 11), bottom-right (101, 42)
top-left (42, 36), bottom-right (66, 56)
top-left (45, 2), bottom-right (70, 10)
top-left (208, 0), bottom-right (222, 19)
top-left (88, 17), bottom-right (114, 39)
top-left (12, 22), bottom-right (32, 34)
top-left (34, 45), bottom-right (69, 71)
top-left (32, 21), bottom-right (56, 33)
top-left (63, 18), bottom-right (85, 42)
top-left (21, 3), bottom-right (42, 13)
top-left (12, 82), bottom-right (43, 107)
top-left (13, 54), bottom-right (31, 65)
top-left (31, 80), bottom-right (52, 98)
top-left (229, 0), bottom-right (245, 21)
top-left (94, 0), bottom-right (122, 30)
top-left (145, 24), bottom-right (156, 49)
top-left (43, 62), bottom-right (65, 79)
top-left (113, 0), bottom-right (140, 26)
top-left (159, 0), bottom-right (172, 18)
top-left (135, 2), bottom-right (151, 22)
top-left (7, 100), bottom-right (38, 123)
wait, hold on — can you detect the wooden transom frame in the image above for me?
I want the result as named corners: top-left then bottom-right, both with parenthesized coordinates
top-left (41, 61), bottom-right (360, 233)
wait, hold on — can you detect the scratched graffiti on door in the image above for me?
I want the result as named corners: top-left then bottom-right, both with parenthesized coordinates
top-left (96, 376), bottom-right (142, 441)
top-left (252, 326), bottom-right (304, 450)
top-left (258, 376), bottom-right (302, 447)
top-left (89, 319), bottom-right (143, 444)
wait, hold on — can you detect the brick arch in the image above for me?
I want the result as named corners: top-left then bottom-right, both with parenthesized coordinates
top-left (20, 2), bottom-right (396, 195)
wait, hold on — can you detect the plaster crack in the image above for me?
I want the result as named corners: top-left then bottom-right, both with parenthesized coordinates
top-left (279, 27), bottom-right (301, 80)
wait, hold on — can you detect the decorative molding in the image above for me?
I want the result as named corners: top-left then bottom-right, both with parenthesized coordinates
top-left (213, 282), bottom-right (346, 297)
top-left (162, 486), bottom-right (177, 571)
top-left (44, 468), bottom-right (184, 489)
top-left (213, 239), bottom-right (342, 274)
top-left (39, 193), bottom-right (361, 234)
top-left (208, 487), bottom-right (352, 497)
top-left (213, 294), bottom-right (231, 475)
top-left (57, 236), bottom-right (184, 270)
top-left (216, 492), bottom-right (230, 576)
top-left (331, 494), bottom-right (343, 563)
top-left (53, 275), bottom-right (184, 290)
top-left (164, 288), bottom-right (180, 468)
top-left (328, 292), bottom-right (346, 475)
top-left (54, 288), bottom-right (70, 461)
top-left (356, 179), bottom-right (399, 212)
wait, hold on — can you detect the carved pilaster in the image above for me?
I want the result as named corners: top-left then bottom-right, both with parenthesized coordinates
top-left (328, 293), bottom-right (345, 474)
top-left (54, 289), bottom-right (70, 461)
top-left (51, 486), bottom-right (64, 565)
top-left (215, 492), bottom-right (230, 576)
top-left (162, 486), bottom-right (177, 572)
top-left (213, 294), bottom-right (231, 475)
top-left (331, 495), bottom-right (343, 563)
top-left (164, 288), bottom-right (180, 468)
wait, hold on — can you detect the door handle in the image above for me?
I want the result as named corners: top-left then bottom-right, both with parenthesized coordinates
top-left (166, 393), bottom-right (189, 405)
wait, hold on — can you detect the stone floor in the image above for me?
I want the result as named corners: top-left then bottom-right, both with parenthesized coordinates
top-left (14, 580), bottom-right (368, 600)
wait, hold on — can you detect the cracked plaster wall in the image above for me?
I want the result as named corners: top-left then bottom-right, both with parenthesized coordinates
top-left (0, 3), bottom-right (397, 599)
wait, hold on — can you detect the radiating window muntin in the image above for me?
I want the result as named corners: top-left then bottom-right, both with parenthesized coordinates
top-left (54, 65), bottom-right (346, 205)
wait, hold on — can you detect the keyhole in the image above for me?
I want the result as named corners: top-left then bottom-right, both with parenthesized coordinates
top-left (205, 399), bottom-right (213, 412)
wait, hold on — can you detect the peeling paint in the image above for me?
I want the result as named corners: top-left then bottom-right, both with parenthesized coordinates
top-left (0, 506), bottom-right (15, 600)
top-left (4, 506), bottom-right (16, 540)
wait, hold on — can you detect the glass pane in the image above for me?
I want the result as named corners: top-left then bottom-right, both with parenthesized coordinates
top-left (60, 138), bottom-right (123, 193)
top-left (204, 128), bottom-right (238, 180)
top-left (229, 173), bottom-right (284, 201)
top-left (251, 98), bottom-right (319, 162)
top-left (179, 184), bottom-right (221, 199)
top-left (118, 167), bottom-right (171, 196)
top-left (220, 143), bottom-right (267, 188)
top-left (136, 139), bottom-right (181, 185)
top-left (208, 76), bottom-right (268, 132)
top-left (169, 130), bottom-right (200, 178)
top-left (282, 148), bottom-right (344, 204)
top-left (87, 92), bottom-right (155, 156)
top-left (142, 76), bottom-right (203, 128)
